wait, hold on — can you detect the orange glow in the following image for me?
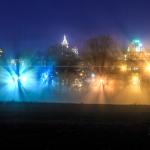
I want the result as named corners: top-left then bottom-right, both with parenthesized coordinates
top-left (128, 74), bottom-right (141, 93)
top-left (90, 76), bottom-right (115, 93)
top-left (79, 73), bottom-right (83, 76)
top-left (131, 75), bottom-right (140, 86)
top-left (86, 75), bottom-right (116, 104)
top-left (120, 65), bottom-right (127, 72)
top-left (144, 64), bottom-right (150, 73)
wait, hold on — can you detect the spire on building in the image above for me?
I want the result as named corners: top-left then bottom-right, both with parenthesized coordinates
top-left (61, 35), bottom-right (69, 48)
top-left (61, 35), bottom-right (79, 56)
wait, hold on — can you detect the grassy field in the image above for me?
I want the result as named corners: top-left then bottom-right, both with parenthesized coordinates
top-left (0, 102), bottom-right (150, 149)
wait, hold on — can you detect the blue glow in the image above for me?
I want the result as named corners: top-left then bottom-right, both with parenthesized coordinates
top-left (0, 59), bottom-right (61, 102)
top-left (41, 71), bottom-right (49, 86)
top-left (38, 65), bottom-right (56, 87)
top-left (0, 60), bottom-right (38, 101)
top-left (8, 74), bottom-right (28, 87)
top-left (132, 39), bottom-right (143, 52)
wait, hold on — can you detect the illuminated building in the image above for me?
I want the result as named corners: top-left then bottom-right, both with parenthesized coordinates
top-left (116, 39), bottom-right (150, 74)
top-left (128, 39), bottom-right (143, 53)
top-left (72, 47), bottom-right (79, 55)
top-left (126, 39), bottom-right (150, 61)
top-left (62, 35), bottom-right (69, 48)
top-left (61, 35), bottom-right (79, 55)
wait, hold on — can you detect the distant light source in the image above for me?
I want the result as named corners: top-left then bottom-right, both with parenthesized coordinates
top-left (99, 78), bottom-right (105, 85)
top-left (120, 65), bottom-right (127, 72)
top-left (8, 74), bottom-right (28, 86)
top-left (79, 72), bottom-right (83, 77)
top-left (91, 73), bottom-right (96, 78)
top-left (20, 76), bottom-right (27, 84)
top-left (131, 74), bottom-right (140, 86)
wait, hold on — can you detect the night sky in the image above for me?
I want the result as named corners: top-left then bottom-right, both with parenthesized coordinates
top-left (0, 0), bottom-right (150, 52)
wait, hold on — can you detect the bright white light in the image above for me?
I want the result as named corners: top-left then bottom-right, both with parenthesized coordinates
top-left (61, 35), bottom-right (69, 48)
top-left (91, 73), bottom-right (96, 78)
top-left (20, 76), bottom-right (27, 84)
top-left (8, 75), bottom-right (18, 84)
top-left (8, 75), bottom-right (28, 85)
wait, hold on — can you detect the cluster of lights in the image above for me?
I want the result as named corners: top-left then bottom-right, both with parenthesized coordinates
top-left (72, 78), bottom-right (83, 89)
top-left (128, 39), bottom-right (143, 52)
top-left (119, 63), bottom-right (150, 74)
top-left (0, 37), bottom-right (149, 102)
top-left (0, 59), bottom-right (58, 100)
top-left (40, 70), bottom-right (55, 87)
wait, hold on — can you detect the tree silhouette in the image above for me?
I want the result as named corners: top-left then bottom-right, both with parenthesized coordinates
top-left (82, 35), bottom-right (119, 74)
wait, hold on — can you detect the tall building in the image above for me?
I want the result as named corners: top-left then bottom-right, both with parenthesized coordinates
top-left (61, 35), bottom-right (69, 48)
top-left (61, 35), bottom-right (79, 56)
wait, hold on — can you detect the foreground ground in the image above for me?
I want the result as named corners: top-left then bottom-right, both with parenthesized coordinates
top-left (0, 103), bottom-right (150, 149)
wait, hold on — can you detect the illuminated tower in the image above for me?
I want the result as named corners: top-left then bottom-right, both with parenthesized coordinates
top-left (61, 35), bottom-right (69, 48)
top-left (61, 35), bottom-right (79, 56)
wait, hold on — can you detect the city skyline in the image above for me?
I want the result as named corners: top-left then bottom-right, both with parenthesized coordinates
top-left (0, 0), bottom-right (150, 51)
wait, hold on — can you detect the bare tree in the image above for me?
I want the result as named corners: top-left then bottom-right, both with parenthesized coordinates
top-left (82, 35), bottom-right (119, 74)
